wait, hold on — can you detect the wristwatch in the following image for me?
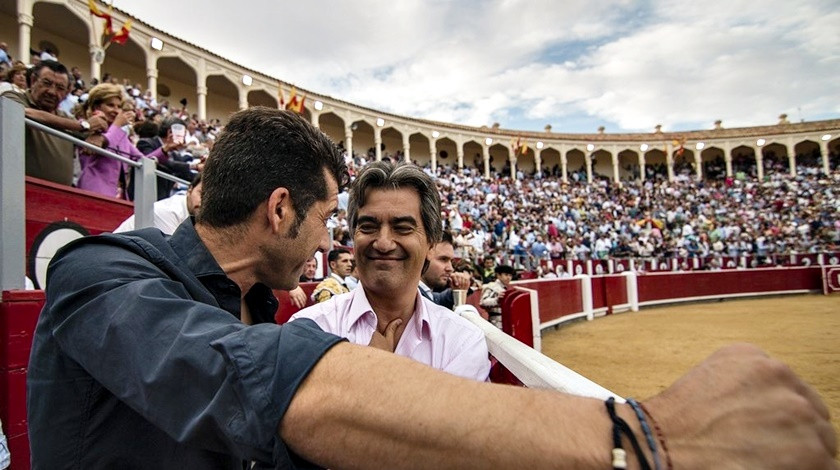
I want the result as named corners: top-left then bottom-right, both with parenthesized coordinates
top-left (79, 119), bottom-right (91, 131)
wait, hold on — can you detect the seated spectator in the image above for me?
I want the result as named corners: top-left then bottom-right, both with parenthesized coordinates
top-left (113, 173), bottom-right (202, 235)
top-left (1, 60), bottom-right (106, 186)
top-left (298, 256), bottom-right (321, 283)
top-left (310, 248), bottom-right (353, 303)
top-left (76, 83), bottom-right (173, 199)
top-left (419, 230), bottom-right (473, 310)
top-left (479, 264), bottom-right (515, 329)
top-left (133, 117), bottom-right (192, 200)
top-left (0, 63), bottom-right (27, 94)
top-left (292, 162), bottom-right (489, 381)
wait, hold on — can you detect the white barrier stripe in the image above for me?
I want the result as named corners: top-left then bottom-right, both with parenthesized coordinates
top-left (456, 305), bottom-right (623, 403)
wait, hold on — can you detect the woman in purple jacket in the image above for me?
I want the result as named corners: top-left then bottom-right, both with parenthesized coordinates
top-left (76, 84), bottom-right (177, 199)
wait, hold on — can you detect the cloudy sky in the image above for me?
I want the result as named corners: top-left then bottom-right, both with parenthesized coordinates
top-left (117, 0), bottom-right (839, 133)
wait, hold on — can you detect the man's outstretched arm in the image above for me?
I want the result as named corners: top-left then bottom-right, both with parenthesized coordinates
top-left (281, 342), bottom-right (837, 469)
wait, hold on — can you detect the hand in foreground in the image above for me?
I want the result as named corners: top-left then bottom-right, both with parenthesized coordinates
top-left (368, 318), bottom-right (402, 352)
top-left (87, 115), bottom-right (108, 133)
top-left (449, 271), bottom-right (472, 290)
top-left (644, 343), bottom-right (837, 469)
top-left (288, 286), bottom-right (307, 309)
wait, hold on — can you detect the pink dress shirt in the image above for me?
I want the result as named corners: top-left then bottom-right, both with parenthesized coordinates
top-left (291, 288), bottom-right (490, 381)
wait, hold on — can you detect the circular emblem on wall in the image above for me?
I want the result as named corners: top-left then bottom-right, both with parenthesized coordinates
top-left (27, 221), bottom-right (89, 290)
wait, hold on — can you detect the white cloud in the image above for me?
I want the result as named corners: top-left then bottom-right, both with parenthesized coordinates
top-left (117, 0), bottom-right (838, 132)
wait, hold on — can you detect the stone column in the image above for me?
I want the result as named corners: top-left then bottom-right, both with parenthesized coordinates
top-left (89, 44), bottom-right (102, 81)
top-left (18, 13), bottom-right (33, 66)
top-left (482, 145), bottom-right (490, 179)
top-left (196, 85), bottom-right (207, 121)
top-left (755, 147), bottom-right (764, 181)
top-left (639, 152), bottom-right (646, 182)
top-left (509, 154), bottom-right (517, 180)
top-left (237, 86), bottom-right (248, 111)
top-left (457, 145), bottom-right (464, 170)
top-left (146, 67), bottom-right (158, 101)
top-left (430, 140), bottom-right (437, 173)
top-left (611, 149), bottom-right (620, 183)
top-left (694, 151), bottom-right (703, 181)
top-left (821, 140), bottom-right (831, 175)
top-left (402, 134), bottom-right (411, 162)
top-left (344, 126), bottom-right (354, 160)
top-left (534, 149), bottom-right (542, 178)
top-left (665, 143), bottom-right (675, 182)
top-left (374, 128), bottom-right (382, 161)
top-left (585, 153), bottom-right (593, 184)
top-left (560, 148), bottom-right (568, 183)
top-left (724, 142), bottom-right (733, 177)
top-left (310, 112), bottom-right (320, 129)
top-left (786, 141), bottom-right (796, 177)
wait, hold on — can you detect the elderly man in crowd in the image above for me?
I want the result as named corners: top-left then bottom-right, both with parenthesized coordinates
top-left (27, 108), bottom-right (837, 469)
top-left (1, 60), bottom-right (106, 185)
top-left (293, 162), bottom-right (490, 381)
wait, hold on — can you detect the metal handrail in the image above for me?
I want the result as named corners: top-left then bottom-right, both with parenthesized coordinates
top-left (24, 118), bottom-right (190, 185)
top-left (0, 96), bottom-right (189, 294)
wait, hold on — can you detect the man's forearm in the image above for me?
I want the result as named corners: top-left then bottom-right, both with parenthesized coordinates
top-left (281, 342), bottom-right (609, 469)
top-left (24, 108), bottom-right (85, 132)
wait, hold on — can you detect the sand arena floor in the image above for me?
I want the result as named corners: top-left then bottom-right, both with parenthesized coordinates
top-left (540, 294), bottom-right (840, 446)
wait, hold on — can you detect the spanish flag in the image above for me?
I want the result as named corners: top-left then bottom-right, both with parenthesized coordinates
top-left (111, 20), bottom-right (133, 45)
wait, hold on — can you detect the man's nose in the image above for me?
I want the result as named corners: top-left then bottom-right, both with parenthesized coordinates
top-left (371, 228), bottom-right (397, 252)
top-left (318, 228), bottom-right (331, 252)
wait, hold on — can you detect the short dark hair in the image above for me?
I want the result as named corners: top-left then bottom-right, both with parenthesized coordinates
top-left (328, 248), bottom-right (351, 264)
top-left (30, 60), bottom-right (69, 87)
top-left (439, 230), bottom-right (454, 246)
top-left (347, 161), bottom-right (442, 245)
top-left (197, 107), bottom-right (348, 235)
top-left (495, 265), bottom-right (515, 275)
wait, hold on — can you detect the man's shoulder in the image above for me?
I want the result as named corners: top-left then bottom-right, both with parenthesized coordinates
top-left (1, 88), bottom-right (27, 105)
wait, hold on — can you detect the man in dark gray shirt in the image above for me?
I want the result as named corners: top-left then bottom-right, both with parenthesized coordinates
top-left (27, 108), bottom-right (837, 469)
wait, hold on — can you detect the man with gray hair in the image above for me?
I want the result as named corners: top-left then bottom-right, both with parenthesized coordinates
top-left (292, 161), bottom-right (490, 381)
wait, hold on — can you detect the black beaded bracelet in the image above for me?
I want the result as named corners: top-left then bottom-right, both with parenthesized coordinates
top-left (605, 397), bottom-right (652, 470)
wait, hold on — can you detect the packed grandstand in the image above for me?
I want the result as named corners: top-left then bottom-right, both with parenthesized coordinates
top-left (1, 0), bottom-right (839, 279)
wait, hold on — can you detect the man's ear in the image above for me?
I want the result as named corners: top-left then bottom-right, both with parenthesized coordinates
top-left (266, 187), bottom-right (292, 234)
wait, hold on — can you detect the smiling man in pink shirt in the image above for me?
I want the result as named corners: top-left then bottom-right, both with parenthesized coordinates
top-left (291, 162), bottom-right (489, 381)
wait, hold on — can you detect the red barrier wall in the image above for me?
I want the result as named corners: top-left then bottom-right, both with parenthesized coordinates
top-left (514, 278), bottom-right (583, 325)
top-left (637, 267), bottom-right (821, 304)
top-left (1, 290), bottom-right (45, 470)
top-left (591, 275), bottom-right (628, 312)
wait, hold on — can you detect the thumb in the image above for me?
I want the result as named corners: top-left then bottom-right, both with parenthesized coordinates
top-left (383, 318), bottom-right (402, 339)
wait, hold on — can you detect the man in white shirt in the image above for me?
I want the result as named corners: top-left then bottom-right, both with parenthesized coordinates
top-left (292, 162), bottom-right (489, 381)
top-left (113, 173), bottom-right (202, 235)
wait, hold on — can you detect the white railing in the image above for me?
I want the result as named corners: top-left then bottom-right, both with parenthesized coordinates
top-left (456, 304), bottom-right (623, 402)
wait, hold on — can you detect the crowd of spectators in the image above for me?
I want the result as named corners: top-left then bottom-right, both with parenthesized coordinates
top-left (0, 42), bottom-right (222, 199)
top-left (332, 145), bottom-right (839, 279)
top-left (3, 41), bottom-right (838, 280)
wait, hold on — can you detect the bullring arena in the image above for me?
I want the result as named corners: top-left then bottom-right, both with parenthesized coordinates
top-left (1, 0), bottom-right (840, 468)
top-left (541, 294), bottom-right (840, 444)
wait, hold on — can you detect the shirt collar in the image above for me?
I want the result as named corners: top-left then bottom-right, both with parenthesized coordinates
top-left (347, 288), bottom-right (431, 341)
top-left (169, 219), bottom-right (225, 278)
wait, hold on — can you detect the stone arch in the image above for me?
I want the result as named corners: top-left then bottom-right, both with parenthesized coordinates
top-left (700, 147), bottom-right (726, 180)
top-left (380, 127), bottom-right (403, 161)
top-left (350, 119), bottom-right (375, 159)
top-left (247, 88), bottom-right (277, 109)
top-left (617, 149), bottom-right (639, 181)
top-left (731, 145), bottom-right (758, 177)
top-left (317, 112), bottom-right (346, 147)
top-left (761, 142), bottom-right (790, 175)
top-left (463, 140), bottom-right (483, 173)
top-left (31, 1), bottom-right (89, 77)
top-left (540, 147), bottom-right (561, 177)
top-left (591, 149), bottom-right (612, 179)
top-left (566, 148), bottom-right (586, 181)
top-left (488, 143), bottom-right (509, 177)
top-left (409, 132), bottom-right (431, 167)
top-left (102, 36), bottom-right (148, 90)
top-left (435, 137), bottom-right (458, 170)
top-left (643, 149), bottom-right (667, 180)
top-left (794, 140), bottom-right (821, 169)
top-left (205, 74), bottom-right (238, 122)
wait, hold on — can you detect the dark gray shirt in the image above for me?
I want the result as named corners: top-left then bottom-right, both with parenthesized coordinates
top-left (27, 221), bottom-right (342, 469)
